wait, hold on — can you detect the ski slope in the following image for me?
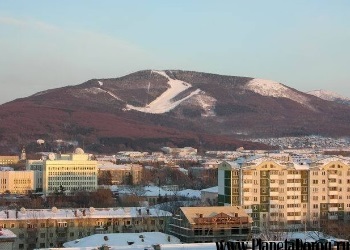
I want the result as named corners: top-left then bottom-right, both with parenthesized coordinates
top-left (126, 70), bottom-right (200, 114)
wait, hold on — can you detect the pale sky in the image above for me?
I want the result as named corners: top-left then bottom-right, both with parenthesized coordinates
top-left (1, 1), bottom-right (349, 104)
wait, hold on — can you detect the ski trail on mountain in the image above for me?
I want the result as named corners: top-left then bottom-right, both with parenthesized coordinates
top-left (126, 70), bottom-right (200, 114)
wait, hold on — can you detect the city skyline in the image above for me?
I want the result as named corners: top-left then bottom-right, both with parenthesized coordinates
top-left (1, 1), bottom-right (350, 104)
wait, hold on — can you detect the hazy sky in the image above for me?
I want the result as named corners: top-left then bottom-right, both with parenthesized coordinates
top-left (1, 1), bottom-right (349, 104)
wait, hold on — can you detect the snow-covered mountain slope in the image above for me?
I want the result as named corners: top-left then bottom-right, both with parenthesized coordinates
top-left (126, 70), bottom-right (201, 114)
top-left (244, 78), bottom-right (312, 108)
top-left (307, 90), bottom-right (350, 105)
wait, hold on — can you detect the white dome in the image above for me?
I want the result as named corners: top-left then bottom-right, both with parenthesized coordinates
top-left (74, 148), bottom-right (85, 154)
top-left (48, 153), bottom-right (56, 161)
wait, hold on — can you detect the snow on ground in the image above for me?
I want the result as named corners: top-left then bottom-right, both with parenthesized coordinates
top-left (98, 80), bottom-right (103, 86)
top-left (192, 93), bottom-right (217, 117)
top-left (245, 78), bottom-right (313, 109)
top-left (307, 89), bottom-right (350, 102)
top-left (84, 86), bottom-right (122, 101)
top-left (126, 70), bottom-right (200, 114)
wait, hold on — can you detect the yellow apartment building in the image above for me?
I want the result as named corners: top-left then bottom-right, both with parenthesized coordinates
top-left (218, 156), bottom-right (350, 231)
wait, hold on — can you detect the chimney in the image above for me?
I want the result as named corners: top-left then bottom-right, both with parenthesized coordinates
top-left (138, 209), bottom-right (141, 215)
top-left (74, 210), bottom-right (77, 217)
top-left (16, 210), bottom-right (18, 219)
top-left (82, 209), bottom-right (86, 216)
top-left (146, 209), bottom-right (150, 215)
top-left (5, 211), bottom-right (9, 219)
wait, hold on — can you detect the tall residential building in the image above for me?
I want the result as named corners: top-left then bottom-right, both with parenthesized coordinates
top-left (218, 156), bottom-right (350, 231)
top-left (26, 148), bottom-right (97, 195)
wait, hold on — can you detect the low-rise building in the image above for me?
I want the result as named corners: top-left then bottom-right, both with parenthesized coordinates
top-left (0, 207), bottom-right (171, 249)
top-left (168, 206), bottom-right (252, 243)
top-left (0, 156), bottom-right (19, 166)
top-left (201, 186), bottom-right (218, 205)
top-left (98, 162), bottom-right (142, 185)
top-left (0, 170), bottom-right (35, 194)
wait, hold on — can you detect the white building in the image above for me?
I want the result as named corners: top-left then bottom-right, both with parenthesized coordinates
top-left (27, 148), bottom-right (97, 195)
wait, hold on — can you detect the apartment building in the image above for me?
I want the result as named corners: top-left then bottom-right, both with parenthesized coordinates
top-left (26, 148), bottom-right (97, 195)
top-left (0, 170), bottom-right (35, 194)
top-left (0, 207), bottom-right (171, 250)
top-left (168, 206), bottom-right (252, 243)
top-left (218, 156), bottom-right (350, 231)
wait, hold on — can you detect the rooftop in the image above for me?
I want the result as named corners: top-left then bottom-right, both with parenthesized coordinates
top-left (63, 232), bottom-right (180, 248)
top-left (0, 207), bottom-right (171, 221)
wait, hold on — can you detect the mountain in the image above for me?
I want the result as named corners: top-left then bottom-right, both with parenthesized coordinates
top-left (1, 70), bottom-right (350, 154)
top-left (307, 89), bottom-right (350, 105)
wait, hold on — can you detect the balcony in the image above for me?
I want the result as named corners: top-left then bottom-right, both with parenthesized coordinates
top-left (329, 207), bottom-right (338, 212)
top-left (269, 174), bottom-right (279, 179)
top-left (328, 174), bottom-right (338, 179)
top-left (270, 182), bottom-right (279, 188)
top-left (287, 174), bottom-right (301, 179)
top-left (287, 215), bottom-right (302, 220)
top-left (328, 182), bottom-right (338, 187)
top-left (328, 215), bottom-right (338, 220)
top-left (269, 192), bottom-right (279, 196)
top-left (287, 191), bottom-right (300, 196)
top-left (286, 183), bottom-right (301, 188)
top-left (243, 183), bottom-right (252, 188)
top-left (328, 191), bottom-right (338, 195)
top-left (329, 199), bottom-right (338, 203)
top-left (56, 227), bottom-right (68, 233)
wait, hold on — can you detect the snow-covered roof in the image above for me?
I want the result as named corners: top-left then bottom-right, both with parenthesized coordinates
top-left (63, 232), bottom-right (180, 248)
top-left (110, 185), bottom-right (201, 199)
top-left (40, 243), bottom-right (217, 250)
top-left (201, 186), bottom-right (218, 193)
top-left (98, 162), bottom-right (142, 170)
top-left (0, 228), bottom-right (16, 239)
top-left (0, 207), bottom-right (171, 221)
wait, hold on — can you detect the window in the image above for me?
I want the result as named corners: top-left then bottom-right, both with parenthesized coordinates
top-left (40, 233), bottom-right (45, 238)
top-left (19, 244), bottom-right (24, 249)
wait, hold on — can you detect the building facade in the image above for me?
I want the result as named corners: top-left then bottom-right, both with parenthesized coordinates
top-left (218, 156), bottom-right (350, 231)
top-left (0, 170), bottom-right (35, 194)
top-left (26, 149), bottom-right (97, 195)
top-left (98, 163), bottom-right (142, 185)
top-left (168, 206), bottom-right (252, 243)
top-left (0, 207), bottom-right (171, 250)
top-left (0, 156), bottom-right (20, 166)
